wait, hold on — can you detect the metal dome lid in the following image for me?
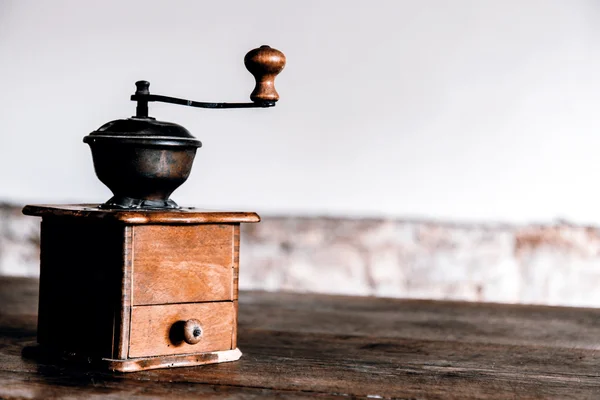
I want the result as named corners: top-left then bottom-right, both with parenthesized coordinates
top-left (83, 117), bottom-right (202, 148)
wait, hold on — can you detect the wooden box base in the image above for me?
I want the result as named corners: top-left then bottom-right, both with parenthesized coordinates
top-left (22, 204), bottom-right (259, 373)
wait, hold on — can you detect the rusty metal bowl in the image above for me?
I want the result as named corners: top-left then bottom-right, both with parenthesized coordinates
top-left (83, 117), bottom-right (202, 209)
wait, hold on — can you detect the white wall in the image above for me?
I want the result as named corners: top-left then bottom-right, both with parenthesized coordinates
top-left (1, 0), bottom-right (599, 223)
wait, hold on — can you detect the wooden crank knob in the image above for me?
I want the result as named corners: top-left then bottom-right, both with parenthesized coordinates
top-left (244, 45), bottom-right (286, 103)
top-left (182, 319), bottom-right (203, 345)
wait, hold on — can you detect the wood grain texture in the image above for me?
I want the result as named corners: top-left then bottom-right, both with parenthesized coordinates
top-left (114, 225), bottom-right (133, 359)
top-left (239, 291), bottom-right (600, 350)
top-left (0, 370), bottom-right (323, 399)
top-left (3, 277), bottom-right (600, 399)
top-left (232, 224), bottom-right (240, 300)
top-left (129, 302), bottom-right (234, 358)
top-left (22, 345), bottom-right (242, 373)
top-left (231, 300), bottom-right (238, 349)
top-left (23, 204), bottom-right (260, 225)
top-left (132, 224), bottom-right (235, 305)
top-left (104, 348), bottom-right (242, 373)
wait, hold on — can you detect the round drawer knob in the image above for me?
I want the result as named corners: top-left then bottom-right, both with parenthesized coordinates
top-left (182, 319), bottom-right (203, 345)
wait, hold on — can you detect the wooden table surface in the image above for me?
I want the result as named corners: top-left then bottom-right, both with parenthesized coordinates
top-left (1, 277), bottom-right (600, 399)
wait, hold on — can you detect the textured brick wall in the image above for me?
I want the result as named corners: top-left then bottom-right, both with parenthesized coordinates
top-left (3, 204), bottom-right (600, 307)
top-left (241, 218), bottom-right (600, 306)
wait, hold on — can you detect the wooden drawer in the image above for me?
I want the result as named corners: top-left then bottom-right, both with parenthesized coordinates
top-left (132, 224), bottom-right (235, 305)
top-left (129, 302), bottom-right (235, 358)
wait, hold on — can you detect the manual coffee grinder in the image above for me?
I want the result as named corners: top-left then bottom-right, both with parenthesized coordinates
top-left (22, 45), bottom-right (285, 372)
